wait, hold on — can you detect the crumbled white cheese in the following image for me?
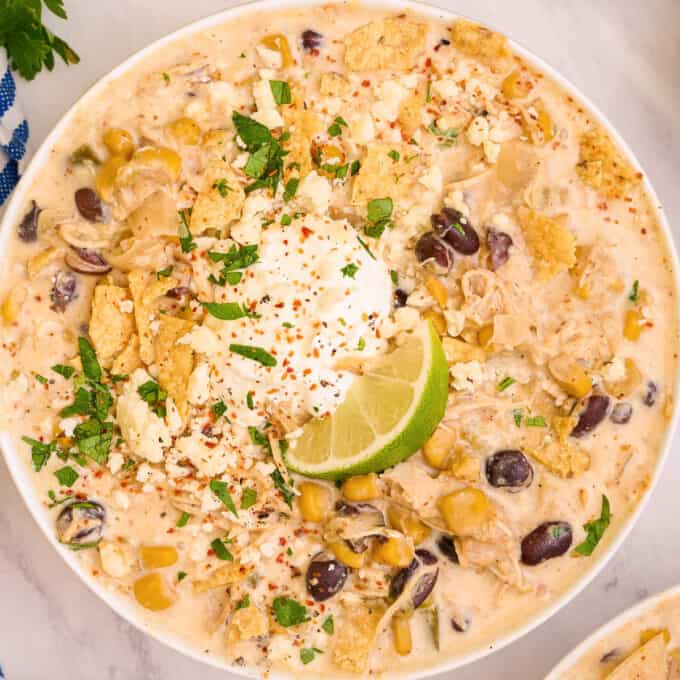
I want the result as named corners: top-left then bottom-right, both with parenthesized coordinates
top-left (419, 166), bottom-right (443, 194)
top-left (108, 452), bottom-right (124, 475)
top-left (432, 78), bottom-right (461, 100)
top-left (350, 112), bottom-right (375, 144)
top-left (230, 193), bottom-right (273, 243)
top-left (297, 171), bottom-right (332, 215)
top-left (372, 80), bottom-right (408, 121)
top-left (466, 116), bottom-right (490, 146)
top-left (252, 79), bottom-right (284, 129)
top-left (603, 356), bottom-right (627, 383)
top-left (174, 432), bottom-right (236, 477)
top-left (113, 490), bottom-right (130, 510)
top-left (117, 299), bottom-right (133, 314)
top-left (59, 416), bottom-right (80, 437)
top-left (483, 139), bottom-right (500, 164)
top-left (187, 362), bottom-right (211, 405)
top-left (450, 360), bottom-right (487, 391)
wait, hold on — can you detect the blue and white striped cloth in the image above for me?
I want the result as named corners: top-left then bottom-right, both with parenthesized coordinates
top-left (0, 52), bottom-right (28, 206)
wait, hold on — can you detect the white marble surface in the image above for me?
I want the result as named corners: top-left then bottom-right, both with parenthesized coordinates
top-left (2, 1), bottom-right (680, 678)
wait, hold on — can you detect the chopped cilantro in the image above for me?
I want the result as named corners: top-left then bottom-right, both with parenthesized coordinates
top-left (248, 426), bottom-right (269, 447)
top-left (272, 596), bottom-right (309, 627)
top-left (208, 244), bottom-right (258, 286)
top-left (246, 391), bottom-right (255, 410)
top-left (513, 409), bottom-right (523, 427)
top-left (177, 571), bottom-right (188, 581)
top-left (211, 536), bottom-right (234, 561)
top-left (425, 78), bottom-right (432, 103)
top-left (241, 487), bottom-right (258, 510)
top-left (427, 121), bottom-right (459, 146)
top-left (209, 479), bottom-right (239, 517)
top-left (201, 301), bottom-right (258, 321)
top-left (271, 469), bottom-right (294, 508)
top-left (282, 322), bottom-right (294, 329)
top-left (390, 269), bottom-right (399, 285)
top-left (54, 465), bottom-right (78, 487)
top-left (525, 415), bottom-right (546, 427)
top-left (235, 594), bottom-right (250, 610)
top-left (178, 209), bottom-right (197, 253)
top-left (300, 647), bottom-right (323, 665)
top-left (47, 489), bottom-right (70, 508)
top-left (229, 344), bottom-right (277, 367)
top-left (162, 72), bottom-right (170, 83)
top-left (497, 376), bottom-right (516, 392)
top-left (79, 336), bottom-right (101, 382)
top-left (281, 214), bottom-right (292, 226)
top-left (51, 364), bottom-right (74, 379)
top-left (387, 149), bottom-right (400, 162)
top-left (176, 511), bottom-right (191, 528)
top-left (137, 380), bottom-right (167, 418)
top-left (283, 177), bottom-right (299, 202)
top-left (211, 400), bottom-right (227, 419)
top-left (22, 436), bottom-right (56, 472)
top-left (269, 80), bottom-right (292, 105)
top-left (356, 235), bottom-right (376, 260)
top-left (628, 279), bottom-right (640, 302)
top-left (73, 418), bottom-right (112, 464)
top-left (574, 495), bottom-right (611, 556)
top-left (156, 266), bottom-right (173, 279)
top-left (212, 178), bottom-right (231, 197)
top-left (356, 337), bottom-right (366, 351)
top-left (321, 614), bottom-right (334, 635)
top-left (327, 115), bottom-right (348, 137)
top-left (350, 159), bottom-right (361, 175)
top-left (365, 197), bottom-right (393, 238)
top-left (341, 262), bottom-right (359, 279)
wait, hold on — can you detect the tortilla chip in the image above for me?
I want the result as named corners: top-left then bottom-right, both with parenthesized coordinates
top-left (190, 159), bottom-right (245, 236)
top-left (351, 142), bottom-right (413, 207)
top-left (608, 633), bottom-right (668, 680)
top-left (89, 284), bottom-right (135, 369)
top-left (128, 269), bottom-right (177, 365)
top-left (332, 602), bottom-right (385, 673)
top-left (450, 19), bottom-right (509, 62)
top-left (577, 127), bottom-right (640, 199)
top-left (526, 440), bottom-right (590, 478)
top-left (517, 207), bottom-right (576, 280)
top-left (154, 315), bottom-right (195, 423)
top-left (320, 72), bottom-right (350, 97)
top-left (226, 607), bottom-right (268, 643)
top-left (111, 334), bottom-right (143, 375)
top-left (282, 107), bottom-right (323, 181)
top-left (343, 18), bottom-right (426, 72)
top-left (127, 191), bottom-right (178, 238)
top-left (441, 337), bottom-right (486, 364)
top-left (192, 562), bottom-right (251, 593)
top-left (398, 90), bottom-right (424, 137)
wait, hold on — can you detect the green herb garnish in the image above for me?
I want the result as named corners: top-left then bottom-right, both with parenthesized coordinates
top-left (212, 179), bottom-right (231, 197)
top-left (235, 594), bottom-right (250, 610)
top-left (300, 647), bottom-right (323, 665)
top-left (201, 301), bottom-right (258, 321)
top-left (322, 614), bottom-right (334, 634)
top-left (229, 344), bottom-right (277, 367)
top-left (54, 465), bottom-right (78, 487)
top-left (525, 415), bottom-right (546, 427)
top-left (178, 209), bottom-right (197, 253)
top-left (365, 197), bottom-right (393, 238)
top-left (209, 479), bottom-right (238, 517)
top-left (156, 266), bottom-right (173, 279)
top-left (211, 536), bottom-right (234, 561)
top-left (574, 495), bottom-right (611, 556)
top-left (272, 596), bottom-right (309, 627)
top-left (341, 263), bottom-right (359, 279)
top-left (271, 469), bottom-right (294, 508)
top-left (51, 364), bottom-right (75, 379)
top-left (497, 376), bottom-right (516, 392)
top-left (269, 79), bottom-right (291, 105)
top-left (211, 400), bottom-right (227, 418)
top-left (176, 511), bottom-right (191, 528)
top-left (387, 149), bottom-right (400, 162)
top-left (327, 115), bottom-right (348, 138)
top-left (137, 380), bottom-right (167, 418)
top-left (177, 571), bottom-right (187, 581)
top-left (356, 235), bottom-right (376, 260)
top-left (22, 436), bottom-right (56, 472)
top-left (241, 487), bottom-right (258, 509)
top-left (390, 269), bottom-right (399, 285)
top-left (208, 244), bottom-right (259, 286)
top-left (427, 121), bottom-right (459, 146)
top-left (628, 280), bottom-right (640, 302)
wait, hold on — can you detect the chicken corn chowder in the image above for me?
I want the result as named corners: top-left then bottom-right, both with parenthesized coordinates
top-left (557, 591), bottom-right (680, 679)
top-left (0, 4), bottom-right (677, 677)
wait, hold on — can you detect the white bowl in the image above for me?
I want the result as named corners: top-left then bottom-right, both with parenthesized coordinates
top-left (1, 1), bottom-right (679, 677)
top-left (545, 584), bottom-right (680, 678)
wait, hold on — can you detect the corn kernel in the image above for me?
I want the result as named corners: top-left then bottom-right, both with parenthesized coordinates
top-left (133, 147), bottom-right (182, 181)
top-left (438, 487), bottom-right (491, 536)
top-left (422, 309), bottom-right (446, 335)
top-left (422, 427), bottom-right (455, 469)
top-left (624, 308), bottom-right (645, 341)
top-left (477, 324), bottom-right (494, 350)
top-left (605, 357), bottom-right (642, 398)
top-left (548, 355), bottom-right (592, 398)
top-left (373, 537), bottom-right (414, 568)
top-left (501, 70), bottom-right (523, 99)
top-left (166, 117), bottom-right (201, 146)
top-left (448, 450), bottom-right (479, 483)
top-left (140, 545), bottom-right (179, 569)
top-left (133, 572), bottom-right (175, 611)
top-left (297, 481), bottom-right (332, 523)
top-left (329, 540), bottom-right (366, 569)
top-left (391, 613), bottom-right (413, 656)
top-left (640, 628), bottom-right (671, 645)
top-left (1, 287), bottom-right (26, 324)
top-left (425, 276), bottom-right (448, 308)
top-left (95, 155), bottom-right (127, 202)
top-left (387, 505), bottom-right (431, 545)
top-left (342, 473), bottom-right (380, 501)
top-left (102, 128), bottom-right (135, 160)
top-left (260, 34), bottom-right (294, 68)
top-left (316, 143), bottom-right (345, 178)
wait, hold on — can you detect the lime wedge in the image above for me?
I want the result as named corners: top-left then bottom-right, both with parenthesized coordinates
top-left (285, 321), bottom-right (449, 479)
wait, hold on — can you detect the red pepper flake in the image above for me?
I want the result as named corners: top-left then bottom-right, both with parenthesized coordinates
top-left (279, 537), bottom-right (287, 546)
top-left (267, 582), bottom-right (278, 591)
top-left (361, 79), bottom-right (370, 87)
top-left (276, 553), bottom-right (285, 564)
top-left (301, 226), bottom-right (314, 239)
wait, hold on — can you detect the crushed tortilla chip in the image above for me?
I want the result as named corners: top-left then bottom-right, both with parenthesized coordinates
top-left (190, 159), bottom-right (245, 235)
top-left (517, 207), bottom-right (576, 280)
top-left (450, 18), bottom-right (509, 62)
top-left (154, 315), bottom-right (195, 423)
top-left (526, 440), bottom-right (590, 478)
top-left (226, 606), bottom-right (268, 643)
top-left (398, 90), bottom-right (424, 137)
top-left (192, 562), bottom-right (251, 593)
top-left (441, 336), bottom-right (486, 364)
top-left (343, 18), bottom-right (426, 72)
top-left (320, 72), bottom-right (350, 97)
top-left (126, 191), bottom-right (178, 238)
top-left (128, 269), bottom-right (177, 365)
top-left (576, 127), bottom-right (640, 199)
top-left (111, 334), bottom-right (143, 375)
top-left (332, 602), bottom-right (385, 673)
top-left (607, 633), bottom-right (668, 680)
top-left (282, 107), bottom-right (322, 180)
top-left (351, 142), bottom-right (412, 207)
top-left (89, 284), bottom-right (135, 368)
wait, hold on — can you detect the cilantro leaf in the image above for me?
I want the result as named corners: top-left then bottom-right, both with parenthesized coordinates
top-left (574, 495), bottom-right (611, 556)
top-left (22, 436), bottom-right (56, 472)
top-left (212, 179), bottom-right (231, 198)
top-left (51, 363), bottom-right (74, 379)
top-left (73, 418), bottom-right (112, 464)
top-left (209, 479), bottom-right (239, 517)
top-left (232, 111), bottom-right (272, 147)
top-left (269, 80), bottom-right (292, 105)
top-left (54, 465), bottom-right (78, 487)
top-left (201, 301), bottom-right (257, 321)
top-left (497, 376), bottom-right (516, 392)
top-left (365, 197), bottom-right (393, 238)
top-left (427, 121), bottom-right (459, 146)
top-left (271, 469), bottom-right (294, 508)
top-left (78, 337), bottom-right (101, 383)
top-left (525, 415), bottom-right (546, 427)
top-left (235, 594), bottom-right (250, 610)
top-left (327, 116), bottom-right (348, 137)
top-left (178, 209), bottom-right (197, 253)
top-left (176, 511), bottom-right (191, 528)
top-left (229, 343), bottom-right (277, 367)
top-left (628, 279), bottom-right (640, 302)
top-left (341, 263), bottom-right (359, 279)
top-left (137, 380), bottom-right (167, 417)
top-left (240, 487), bottom-right (258, 509)
top-left (208, 244), bottom-right (258, 286)
top-left (321, 615), bottom-right (334, 635)
top-left (272, 596), bottom-right (309, 627)
top-left (300, 647), bottom-right (323, 665)
top-left (211, 400), bottom-right (228, 418)
top-left (283, 177), bottom-right (299, 202)
top-left (211, 536), bottom-right (234, 561)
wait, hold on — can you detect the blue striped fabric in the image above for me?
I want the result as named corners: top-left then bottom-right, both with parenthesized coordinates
top-left (0, 52), bottom-right (28, 206)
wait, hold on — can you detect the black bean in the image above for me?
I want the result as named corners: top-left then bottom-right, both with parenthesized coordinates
top-left (394, 288), bottom-right (408, 308)
top-left (50, 271), bottom-right (78, 311)
top-left (451, 617), bottom-right (469, 633)
top-left (610, 402), bottom-right (633, 424)
top-left (301, 29), bottom-right (323, 51)
top-left (485, 450), bottom-right (533, 491)
top-left (436, 535), bottom-right (459, 563)
top-left (389, 558), bottom-right (417, 600)
top-left (389, 551), bottom-right (439, 607)
top-left (487, 230), bottom-right (513, 270)
top-left (571, 395), bottom-right (610, 437)
top-left (65, 247), bottom-right (111, 275)
top-left (415, 232), bottom-right (454, 270)
top-left (415, 548), bottom-right (438, 566)
top-left (643, 381), bottom-right (658, 406)
top-left (74, 188), bottom-right (103, 222)
top-left (56, 500), bottom-right (105, 546)
top-left (18, 200), bottom-right (40, 242)
top-left (521, 521), bottom-right (572, 565)
top-left (306, 552), bottom-right (348, 601)
top-left (433, 208), bottom-right (480, 255)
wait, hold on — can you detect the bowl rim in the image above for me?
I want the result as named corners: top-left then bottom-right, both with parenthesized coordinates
top-left (544, 583), bottom-right (680, 678)
top-left (1, 0), bottom-right (679, 678)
